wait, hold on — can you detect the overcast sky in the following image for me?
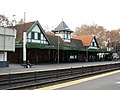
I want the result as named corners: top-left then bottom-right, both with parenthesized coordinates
top-left (1, 0), bottom-right (120, 31)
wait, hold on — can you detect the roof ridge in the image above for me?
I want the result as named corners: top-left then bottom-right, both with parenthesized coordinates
top-left (15, 21), bottom-right (36, 26)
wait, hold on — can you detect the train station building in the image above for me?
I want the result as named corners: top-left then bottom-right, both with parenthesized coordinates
top-left (7, 21), bottom-right (112, 64)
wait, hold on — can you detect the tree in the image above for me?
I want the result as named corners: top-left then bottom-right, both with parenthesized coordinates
top-left (44, 25), bottom-right (55, 35)
top-left (109, 29), bottom-right (120, 53)
top-left (17, 19), bottom-right (24, 24)
top-left (73, 24), bottom-right (107, 49)
top-left (73, 24), bottom-right (120, 51)
top-left (0, 15), bottom-right (16, 27)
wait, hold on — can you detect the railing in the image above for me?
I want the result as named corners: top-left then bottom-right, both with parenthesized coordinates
top-left (0, 63), bottom-right (120, 90)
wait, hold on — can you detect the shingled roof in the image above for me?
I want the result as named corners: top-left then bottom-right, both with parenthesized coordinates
top-left (52, 21), bottom-right (73, 32)
top-left (12, 21), bottom-right (36, 43)
top-left (70, 39), bottom-right (84, 47)
top-left (46, 34), bottom-right (65, 46)
top-left (73, 35), bottom-right (94, 47)
top-left (12, 20), bottom-right (96, 49)
top-left (46, 34), bottom-right (83, 48)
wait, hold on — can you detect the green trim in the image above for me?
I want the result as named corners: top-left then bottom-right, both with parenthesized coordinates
top-left (87, 49), bottom-right (113, 53)
top-left (27, 43), bottom-right (54, 49)
top-left (26, 43), bottom-right (85, 51)
top-left (27, 21), bottom-right (51, 45)
top-left (15, 44), bottom-right (23, 48)
top-left (15, 43), bottom-right (86, 51)
top-left (15, 43), bottom-right (113, 53)
top-left (59, 45), bottom-right (86, 51)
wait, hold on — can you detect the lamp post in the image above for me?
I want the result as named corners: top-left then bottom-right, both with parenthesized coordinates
top-left (3, 25), bottom-right (5, 62)
top-left (86, 47), bottom-right (88, 62)
top-left (57, 31), bottom-right (59, 64)
top-left (107, 39), bottom-right (110, 51)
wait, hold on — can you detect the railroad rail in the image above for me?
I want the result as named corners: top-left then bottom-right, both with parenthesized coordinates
top-left (0, 63), bottom-right (120, 90)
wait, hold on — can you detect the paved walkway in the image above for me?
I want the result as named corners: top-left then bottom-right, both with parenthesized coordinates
top-left (0, 61), bottom-right (120, 75)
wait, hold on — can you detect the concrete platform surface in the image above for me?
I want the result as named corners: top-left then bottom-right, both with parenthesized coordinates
top-left (0, 61), bottom-right (120, 75)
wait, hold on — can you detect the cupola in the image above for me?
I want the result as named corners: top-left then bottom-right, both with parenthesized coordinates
top-left (52, 21), bottom-right (73, 42)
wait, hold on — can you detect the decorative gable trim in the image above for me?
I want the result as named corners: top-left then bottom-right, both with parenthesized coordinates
top-left (89, 36), bottom-right (99, 49)
top-left (73, 35), bottom-right (99, 49)
top-left (26, 21), bottom-right (51, 45)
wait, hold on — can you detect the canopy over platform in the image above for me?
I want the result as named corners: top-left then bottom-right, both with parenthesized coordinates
top-left (15, 43), bottom-right (113, 53)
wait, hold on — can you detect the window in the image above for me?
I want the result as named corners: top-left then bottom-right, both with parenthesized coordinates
top-left (31, 31), bottom-right (48, 44)
top-left (68, 34), bottom-right (70, 39)
top-left (64, 32), bottom-right (70, 39)
top-left (38, 33), bottom-right (41, 40)
top-left (41, 34), bottom-right (43, 40)
top-left (35, 33), bottom-right (38, 39)
top-left (67, 32), bottom-right (69, 38)
top-left (64, 33), bottom-right (67, 38)
top-left (92, 42), bottom-right (95, 47)
top-left (31, 32), bottom-right (34, 39)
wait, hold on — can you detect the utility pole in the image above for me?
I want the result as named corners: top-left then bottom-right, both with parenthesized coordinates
top-left (58, 31), bottom-right (59, 64)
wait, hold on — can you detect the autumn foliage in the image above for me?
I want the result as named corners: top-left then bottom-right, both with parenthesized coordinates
top-left (73, 24), bottom-right (120, 50)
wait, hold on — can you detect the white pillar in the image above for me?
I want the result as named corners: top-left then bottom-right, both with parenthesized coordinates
top-left (0, 52), bottom-right (7, 61)
top-left (23, 32), bottom-right (26, 63)
top-left (0, 52), bottom-right (4, 61)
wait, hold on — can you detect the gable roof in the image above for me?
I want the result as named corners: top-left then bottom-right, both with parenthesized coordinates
top-left (10, 21), bottom-right (50, 44)
top-left (52, 21), bottom-right (73, 33)
top-left (73, 35), bottom-right (94, 47)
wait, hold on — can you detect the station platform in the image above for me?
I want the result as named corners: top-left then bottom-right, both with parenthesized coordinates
top-left (0, 61), bottom-right (120, 75)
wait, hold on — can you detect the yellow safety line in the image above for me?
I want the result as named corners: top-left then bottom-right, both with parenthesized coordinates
top-left (35, 70), bottom-right (120, 90)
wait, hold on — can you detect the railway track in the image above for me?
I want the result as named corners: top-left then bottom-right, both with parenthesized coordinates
top-left (0, 63), bottom-right (120, 90)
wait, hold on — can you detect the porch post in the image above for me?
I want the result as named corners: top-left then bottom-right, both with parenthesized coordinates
top-left (23, 32), bottom-right (27, 64)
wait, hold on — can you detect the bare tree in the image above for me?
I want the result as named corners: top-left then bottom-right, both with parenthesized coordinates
top-left (74, 24), bottom-right (120, 52)
top-left (0, 15), bottom-right (16, 27)
top-left (73, 24), bottom-right (107, 49)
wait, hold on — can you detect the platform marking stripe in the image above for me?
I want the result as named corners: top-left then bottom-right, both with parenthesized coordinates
top-left (35, 70), bottom-right (120, 90)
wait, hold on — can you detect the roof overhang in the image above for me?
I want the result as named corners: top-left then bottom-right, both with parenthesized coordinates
top-left (15, 43), bottom-right (113, 53)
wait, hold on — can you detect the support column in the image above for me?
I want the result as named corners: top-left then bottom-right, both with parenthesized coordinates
top-left (23, 32), bottom-right (27, 64)
top-left (48, 50), bottom-right (50, 62)
top-left (0, 52), bottom-right (9, 67)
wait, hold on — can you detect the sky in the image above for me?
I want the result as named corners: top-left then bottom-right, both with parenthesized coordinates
top-left (1, 0), bottom-right (120, 31)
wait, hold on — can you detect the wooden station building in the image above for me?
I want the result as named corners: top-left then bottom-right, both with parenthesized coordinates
top-left (8, 21), bottom-right (111, 64)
